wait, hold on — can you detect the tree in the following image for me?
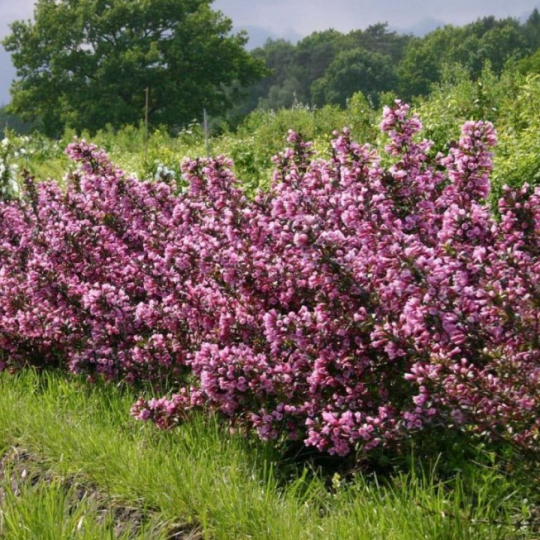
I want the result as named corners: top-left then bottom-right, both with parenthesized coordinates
top-left (524, 8), bottom-right (540, 50)
top-left (349, 23), bottom-right (411, 64)
top-left (398, 17), bottom-right (530, 100)
top-left (311, 48), bottom-right (397, 108)
top-left (519, 48), bottom-right (540, 75)
top-left (242, 39), bottom-right (299, 110)
top-left (3, 0), bottom-right (265, 136)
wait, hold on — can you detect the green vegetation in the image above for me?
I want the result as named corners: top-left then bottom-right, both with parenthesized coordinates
top-left (0, 370), bottom-right (536, 539)
top-left (413, 64), bottom-right (540, 204)
top-left (5, 64), bottom-right (540, 205)
top-left (241, 24), bottom-right (408, 115)
top-left (0, 93), bottom-right (379, 193)
top-left (3, 9), bottom-right (540, 538)
top-left (239, 11), bottom-right (540, 117)
top-left (2, 0), bottom-right (265, 137)
top-left (310, 47), bottom-right (396, 108)
top-left (5, 8), bottom-right (540, 137)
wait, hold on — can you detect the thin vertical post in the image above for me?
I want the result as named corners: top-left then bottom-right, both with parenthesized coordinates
top-left (203, 108), bottom-right (210, 158)
top-left (144, 87), bottom-right (149, 162)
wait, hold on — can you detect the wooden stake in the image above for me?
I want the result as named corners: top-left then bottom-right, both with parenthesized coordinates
top-left (203, 108), bottom-right (210, 158)
top-left (144, 87), bottom-right (149, 162)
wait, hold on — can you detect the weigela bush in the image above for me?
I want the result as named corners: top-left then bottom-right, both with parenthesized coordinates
top-left (1, 102), bottom-right (539, 459)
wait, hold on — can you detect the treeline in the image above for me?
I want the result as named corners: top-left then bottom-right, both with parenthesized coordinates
top-left (234, 10), bottom-right (540, 118)
top-left (4, 7), bottom-right (540, 136)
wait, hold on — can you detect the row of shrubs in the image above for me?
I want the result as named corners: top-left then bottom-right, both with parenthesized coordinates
top-left (0, 102), bottom-right (539, 463)
top-left (6, 66), bottom-right (540, 207)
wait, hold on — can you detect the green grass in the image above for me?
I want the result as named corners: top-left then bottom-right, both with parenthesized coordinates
top-left (0, 370), bottom-right (535, 539)
top-left (0, 473), bottom-right (170, 540)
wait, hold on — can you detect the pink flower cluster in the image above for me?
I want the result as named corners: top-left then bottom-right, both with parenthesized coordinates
top-left (1, 102), bottom-right (540, 457)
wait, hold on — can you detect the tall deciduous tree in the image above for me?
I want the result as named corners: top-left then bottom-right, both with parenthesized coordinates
top-left (311, 48), bottom-right (397, 108)
top-left (3, 0), bottom-right (265, 136)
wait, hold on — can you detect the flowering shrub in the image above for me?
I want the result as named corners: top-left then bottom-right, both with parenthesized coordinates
top-left (1, 102), bottom-right (540, 459)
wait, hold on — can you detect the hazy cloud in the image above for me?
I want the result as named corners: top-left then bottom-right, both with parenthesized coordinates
top-left (214, 0), bottom-right (540, 35)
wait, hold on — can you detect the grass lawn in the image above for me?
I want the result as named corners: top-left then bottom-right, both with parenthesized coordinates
top-left (0, 370), bottom-right (535, 539)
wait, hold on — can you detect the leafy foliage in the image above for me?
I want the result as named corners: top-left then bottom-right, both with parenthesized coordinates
top-left (0, 95), bottom-right (380, 193)
top-left (240, 24), bottom-right (409, 113)
top-left (3, 0), bottom-right (265, 136)
top-left (311, 48), bottom-right (397, 108)
top-left (238, 11), bottom-right (540, 115)
top-left (398, 16), bottom-right (530, 99)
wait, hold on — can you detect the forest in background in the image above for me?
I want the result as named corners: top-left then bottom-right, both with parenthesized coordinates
top-left (3, 9), bottom-right (540, 135)
top-left (233, 9), bottom-right (540, 117)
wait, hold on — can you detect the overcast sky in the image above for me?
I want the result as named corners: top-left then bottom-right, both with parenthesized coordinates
top-left (1, 0), bottom-right (540, 104)
top-left (216, 0), bottom-right (539, 35)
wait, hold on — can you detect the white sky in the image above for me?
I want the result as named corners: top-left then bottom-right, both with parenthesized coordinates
top-left (214, 0), bottom-right (539, 34)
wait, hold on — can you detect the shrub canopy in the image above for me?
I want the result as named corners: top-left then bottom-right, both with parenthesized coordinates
top-left (1, 103), bottom-right (540, 462)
